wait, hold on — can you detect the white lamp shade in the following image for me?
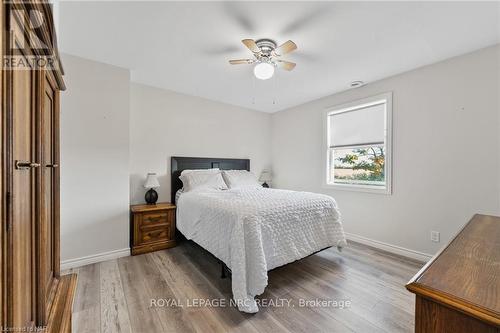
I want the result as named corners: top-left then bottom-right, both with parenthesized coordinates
top-left (259, 170), bottom-right (272, 182)
top-left (144, 173), bottom-right (160, 189)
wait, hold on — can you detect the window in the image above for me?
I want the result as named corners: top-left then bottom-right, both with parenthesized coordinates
top-left (324, 93), bottom-right (392, 194)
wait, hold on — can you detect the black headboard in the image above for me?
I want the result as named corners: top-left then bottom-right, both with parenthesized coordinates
top-left (171, 156), bottom-right (250, 203)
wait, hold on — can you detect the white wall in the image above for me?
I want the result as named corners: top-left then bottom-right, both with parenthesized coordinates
top-left (59, 57), bottom-right (272, 266)
top-left (60, 54), bottom-right (130, 264)
top-left (60, 45), bottom-right (499, 265)
top-left (129, 83), bottom-right (272, 205)
top-left (271, 45), bottom-right (500, 256)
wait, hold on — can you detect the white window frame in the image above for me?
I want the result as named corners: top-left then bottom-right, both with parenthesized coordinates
top-left (323, 92), bottom-right (393, 195)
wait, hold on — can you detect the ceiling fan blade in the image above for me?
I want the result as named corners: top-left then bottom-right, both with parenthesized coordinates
top-left (274, 40), bottom-right (297, 56)
top-left (276, 60), bottom-right (296, 71)
top-left (229, 59), bottom-right (255, 65)
top-left (242, 39), bottom-right (260, 53)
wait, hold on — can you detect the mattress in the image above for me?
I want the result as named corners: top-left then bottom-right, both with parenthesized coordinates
top-left (176, 187), bottom-right (346, 313)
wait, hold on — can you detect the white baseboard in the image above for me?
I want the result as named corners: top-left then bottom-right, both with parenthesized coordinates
top-left (345, 232), bottom-right (433, 263)
top-left (60, 248), bottom-right (130, 270)
top-left (60, 236), bottom-right (431, 270)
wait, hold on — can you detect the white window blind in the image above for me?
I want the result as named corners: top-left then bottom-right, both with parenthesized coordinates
top-left (329, 102), bottom-right (386, 148)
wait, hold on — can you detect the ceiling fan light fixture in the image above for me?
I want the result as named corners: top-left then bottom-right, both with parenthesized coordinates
top-left (254, 62), bottom-right (275, 80)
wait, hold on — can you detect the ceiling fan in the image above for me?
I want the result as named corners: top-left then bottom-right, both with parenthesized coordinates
top-left (229, 38), bottom-right (297, 80)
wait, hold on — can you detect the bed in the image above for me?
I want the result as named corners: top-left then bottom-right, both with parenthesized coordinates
top-left (171, 156), bottom-right (347, 313)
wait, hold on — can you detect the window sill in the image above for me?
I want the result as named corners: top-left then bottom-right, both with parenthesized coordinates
top-left (323, 183), bottom-right (392, 195)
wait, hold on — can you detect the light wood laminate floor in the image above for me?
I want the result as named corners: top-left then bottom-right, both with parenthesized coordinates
top-left (67, 241), bottom-right (423, 333)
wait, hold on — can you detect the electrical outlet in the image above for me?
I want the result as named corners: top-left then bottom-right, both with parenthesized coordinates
top-left (431, 231), bottom-right (440, 243)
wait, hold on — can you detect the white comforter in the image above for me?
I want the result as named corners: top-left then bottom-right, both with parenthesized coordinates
top-left (176, 187), bottom-right (346, 313)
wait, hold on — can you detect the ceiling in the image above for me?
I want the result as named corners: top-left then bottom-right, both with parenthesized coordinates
top-left (59, 1), bottom-right (500, 113)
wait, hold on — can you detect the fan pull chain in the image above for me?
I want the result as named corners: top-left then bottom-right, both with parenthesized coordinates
top-left (272, 73), bottom-right (277, 105)
top-left (252, 75), bottom-right (256, 105)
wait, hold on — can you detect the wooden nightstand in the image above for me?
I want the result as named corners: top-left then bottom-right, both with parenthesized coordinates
top-left (130, 202), bottom-right (176, 255)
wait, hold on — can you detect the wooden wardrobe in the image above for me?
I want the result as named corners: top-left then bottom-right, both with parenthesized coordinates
top-left (1, 1), bottom-right (76, 332)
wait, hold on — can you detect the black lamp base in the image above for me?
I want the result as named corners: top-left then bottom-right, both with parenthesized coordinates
top-left (145, 188), bottom-right (158, 205)
top-left (262, 182), bottom-right (269, 188)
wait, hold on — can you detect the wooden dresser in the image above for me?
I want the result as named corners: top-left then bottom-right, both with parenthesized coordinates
top-left (130, 203), bottom-right (177, 255)
top-left (406, 214), bottom-right (500, 332)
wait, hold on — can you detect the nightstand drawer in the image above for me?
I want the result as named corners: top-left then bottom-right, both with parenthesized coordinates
top-left (141, 211), bottom-right (170, 226)
top-left (139, 225), bottom-right (171, 244)
top-left (130, 202), bottom-right (176, 255)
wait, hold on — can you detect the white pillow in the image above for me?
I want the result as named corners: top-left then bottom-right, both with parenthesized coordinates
top-left (180, 169), bottom-right (228, 192)
top-left (180, 168), bottom-right (219, 175)
top-left (222, 170), bottom-right (261, 189)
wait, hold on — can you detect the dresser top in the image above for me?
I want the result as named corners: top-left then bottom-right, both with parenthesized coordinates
top-left (131, 202), bottom-right (175, 213)
top-left (406, 214), bottom-right (500, 325)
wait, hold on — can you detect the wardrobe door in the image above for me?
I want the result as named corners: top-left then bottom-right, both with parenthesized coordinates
top-left (4, 2), bottom-right (71, 331)
top-left (38, 73), bottom-right (59, 323)
top-left (9, 18), bottom-right (37, 329)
